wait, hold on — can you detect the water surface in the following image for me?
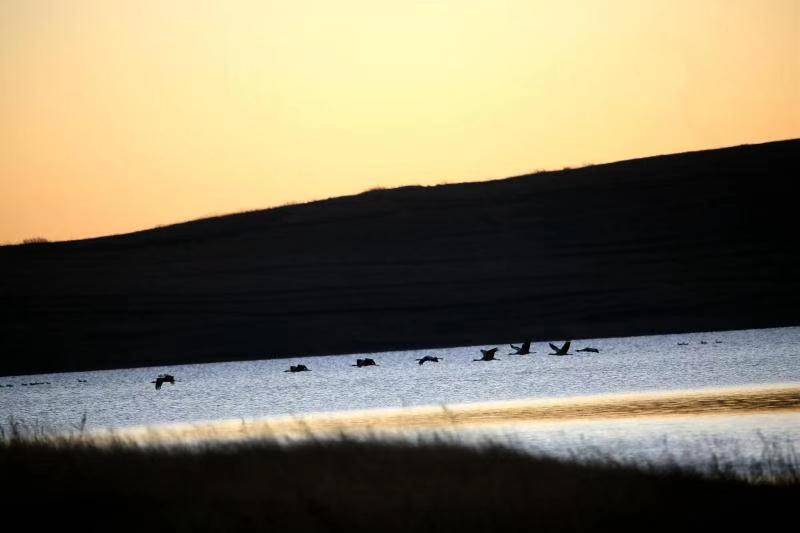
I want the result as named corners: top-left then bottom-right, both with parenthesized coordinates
top-left (2, 326), bottom-right (798, 432)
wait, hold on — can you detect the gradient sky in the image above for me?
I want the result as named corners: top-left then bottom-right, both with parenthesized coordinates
top-left (1, 0), bottom-right (798, 242)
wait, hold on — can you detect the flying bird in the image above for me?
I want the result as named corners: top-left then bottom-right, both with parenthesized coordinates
top-left (416, 356), bottom-right (441, 365)
top-left (509, 339), bottom-right (532, 355)
top-left (353, 358), bottom-right (378, 367)
top-left (576, 347), bottom-right (599, 353)
top-left (549, 341), bottom-right (571, 356)
top-left (473, 348), bottom-right (499, 361)
top-left (285, 364), bottom-right (310, 372)
top-left (152, 374), bottom-right (176, 390)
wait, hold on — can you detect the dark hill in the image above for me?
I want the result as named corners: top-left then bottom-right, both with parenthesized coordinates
top-left (1, 139), bottom-right (798, 375)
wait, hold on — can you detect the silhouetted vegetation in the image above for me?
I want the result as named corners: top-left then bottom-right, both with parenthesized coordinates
top-left (1, 139), bottom-right (799, 375)
top-left (2, 424), bottom-right (798, 533)
top-left (20, 236), bottom-right (48, 245)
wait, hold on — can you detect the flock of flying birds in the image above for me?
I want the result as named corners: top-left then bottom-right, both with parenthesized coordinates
top-left (150, 338), bottom-right (722, 386)
top-left (0, 338), bottom-right (722, 390)
top-left (280, 339), bottom-right (598, 374)
top-left (147, 340), bottom-right (592, 389)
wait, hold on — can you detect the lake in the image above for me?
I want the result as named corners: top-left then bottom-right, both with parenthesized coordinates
top-left (3, 326), bottom-right (799, 471)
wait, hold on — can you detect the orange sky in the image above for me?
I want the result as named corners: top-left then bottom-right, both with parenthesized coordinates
top-left (1, 0), bottom-right (798, 243)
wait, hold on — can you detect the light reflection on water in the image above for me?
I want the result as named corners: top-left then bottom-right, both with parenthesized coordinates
top-left (458, 411), bottom-right (800, 476)
top-left (97, 383), bottom-right (799, 442)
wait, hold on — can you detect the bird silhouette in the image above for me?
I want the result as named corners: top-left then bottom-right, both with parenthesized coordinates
top-left (352, 358), bottom-right (377, 367)
top-left (549, 341), bottom-right (571, 355)
top-left (473, 348), bottom-right (499, 361)
top-left (509, 339), bottom-right (532, 355)
top-left (416, 356), bottom-right (441, 365)
top-left (285, 364), bottom-right (310, 372)
top-left (576, 347), bottom-right (599, 353)
top-left (151, 374), bottom-right (176, 390)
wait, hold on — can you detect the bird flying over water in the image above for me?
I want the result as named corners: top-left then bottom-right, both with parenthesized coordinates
top-left (509, 339), bottom-right (532, 355)
top-left (576, 347), bottom-right (599, 353)
top-left (285, 364), bottom-right (310, 372)
top-left (353, 358), bottom-right (377, 367)
top-left (474, 348), bottom-right (499, 361)
top-left (416, 356), bottom-right (441, 365)
top-left (549, 341), bottom-right (571, 356)
top-left (152, 374), bottom-right (176, 390)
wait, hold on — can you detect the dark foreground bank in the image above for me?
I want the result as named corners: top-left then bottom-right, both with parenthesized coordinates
top-left (2, 139), bottom-right (799, 374)
top-left (2, 436), bottom-right (798, 533)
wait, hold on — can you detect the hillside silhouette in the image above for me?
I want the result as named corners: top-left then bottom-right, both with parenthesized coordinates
top-left (1, 139), bottom-right (798, 375)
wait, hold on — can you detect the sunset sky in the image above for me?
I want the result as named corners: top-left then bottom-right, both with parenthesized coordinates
top-left (1, 0), bottom-right (798, 243)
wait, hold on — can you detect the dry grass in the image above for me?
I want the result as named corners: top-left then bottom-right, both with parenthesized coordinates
top-left (20, 236), bottom-right (49, 245)
top-left (2, 416), bottom-right (798, 532)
